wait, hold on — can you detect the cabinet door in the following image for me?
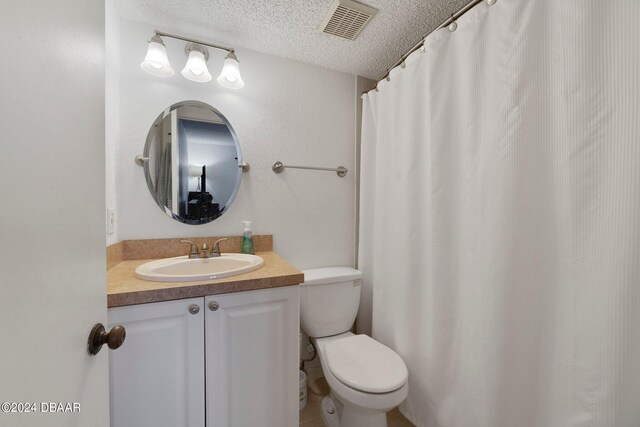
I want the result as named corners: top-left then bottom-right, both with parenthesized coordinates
top-left (109, 298), bottom-right (205, 427)
top-left (206, 286), bottom-right (299, 427)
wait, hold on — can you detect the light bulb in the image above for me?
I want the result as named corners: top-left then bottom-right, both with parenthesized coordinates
top-left (181, 45), bottom-right (212, 82)
top-left (140, 35), bottom-right (174, 77)
top-left (217, 51), bottom-right (244, 89)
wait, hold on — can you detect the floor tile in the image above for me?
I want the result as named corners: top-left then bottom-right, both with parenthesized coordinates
top-left (299, 417), bottom-right (327, 427)
top-left (299, 375), bottom-right (415, 426)
top-left (388, 407), bottom-right (416, 427)
top-left (300, 391), bottom-right (324, 423)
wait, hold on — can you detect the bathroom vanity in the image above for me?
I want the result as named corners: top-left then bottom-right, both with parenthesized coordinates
top-left (106, 237), bottom-right (302, 427)
top-left (104, 101), bottom-right (306, 426)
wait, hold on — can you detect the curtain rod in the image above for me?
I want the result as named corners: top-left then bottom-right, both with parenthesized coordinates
top-left (366, 0), bottom-right (488, 93)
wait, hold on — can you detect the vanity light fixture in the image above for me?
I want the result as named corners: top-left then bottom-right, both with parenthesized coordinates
top-left (141, 30), bottom-right (244, 89)
top-left (140, 34), bottom-right (174, 77)
top-left (181, 43), bottom-right (212, 82)
top-left (217, 51), bottom-right (245, 89)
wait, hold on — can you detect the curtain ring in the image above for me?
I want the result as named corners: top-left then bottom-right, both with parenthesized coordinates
top-left (386, 75), bottom-right (391, 82)
top-left (487, 0), bottom-right (496, 5)
top-left (400, 61), bottom-right (406, 69)
top-left (448, 14), bottom-right (457, 32)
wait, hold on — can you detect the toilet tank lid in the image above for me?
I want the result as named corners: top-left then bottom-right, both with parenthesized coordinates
top-left (302, 267), bottom-right (362, 286)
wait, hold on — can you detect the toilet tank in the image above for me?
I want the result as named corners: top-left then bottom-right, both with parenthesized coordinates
top-left (300, 267), bottom-right (363, 338)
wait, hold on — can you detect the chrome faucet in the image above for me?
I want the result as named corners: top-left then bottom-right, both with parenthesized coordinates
top-left (211, 238), bottom-right (228, 257)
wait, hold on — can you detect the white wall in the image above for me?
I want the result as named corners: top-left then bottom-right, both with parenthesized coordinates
top-left (107, 17), bottom-right (357, 269)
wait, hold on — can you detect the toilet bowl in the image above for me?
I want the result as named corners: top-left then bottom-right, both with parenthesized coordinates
top-left (300, 267), bottom-right (409, 427)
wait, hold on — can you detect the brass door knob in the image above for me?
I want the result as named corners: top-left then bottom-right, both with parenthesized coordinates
top-left (88, 323), bottom-right (126, 355)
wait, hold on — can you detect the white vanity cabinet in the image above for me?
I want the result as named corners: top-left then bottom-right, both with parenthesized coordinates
top-left (108, 297), bottom-right (205, 427)
top-left (205, 286), bottom-right (299, 427)
top-left (108, 286), bottom-right (299, 427)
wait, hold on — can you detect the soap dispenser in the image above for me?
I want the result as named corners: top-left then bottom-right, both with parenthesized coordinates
top-left (241, 221), bottom-right (255, 255)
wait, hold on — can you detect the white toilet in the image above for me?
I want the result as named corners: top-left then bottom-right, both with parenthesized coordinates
top-left (300, 267), bottom-right (409, 427)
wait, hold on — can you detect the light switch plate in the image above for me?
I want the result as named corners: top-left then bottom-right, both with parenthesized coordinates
top-left (107, 208), bottom-right (115, 235)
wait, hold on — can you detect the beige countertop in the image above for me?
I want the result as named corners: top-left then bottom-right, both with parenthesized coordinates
top-left (107, 251), bottom-right (304, 308)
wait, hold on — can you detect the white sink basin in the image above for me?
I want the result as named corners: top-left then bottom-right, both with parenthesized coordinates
top-left (135, 254), bottom-right (264, 282)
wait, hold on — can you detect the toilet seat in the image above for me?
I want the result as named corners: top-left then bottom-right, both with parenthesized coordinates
top-left (315, 332), bottom-right (409, 413)
top-left (324, 334), bottom-right (408, 394)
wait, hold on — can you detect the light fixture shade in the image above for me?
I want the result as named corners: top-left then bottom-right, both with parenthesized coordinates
top-left (217, 52), bottom-right (244, 89)
top-left (181, 46), bottom-right (212, 82)
top-left (140, 35), bottom-right (174, 77)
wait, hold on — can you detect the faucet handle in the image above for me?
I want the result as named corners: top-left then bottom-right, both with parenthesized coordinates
top-left (212, 238), bottom-right (228, 257)
top-left (179, 240), bottom-right (199, 259)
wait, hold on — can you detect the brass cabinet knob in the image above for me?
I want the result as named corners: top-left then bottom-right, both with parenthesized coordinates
top-left (209, 301), bottom-right (219, 311)
top-left (88, 323), bottom-right (126, 355)
top-left (189, 304), bottom-right (200, 315)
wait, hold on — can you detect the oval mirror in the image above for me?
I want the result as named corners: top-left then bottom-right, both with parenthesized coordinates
top-left (142, 100), bottom-right (243, 224)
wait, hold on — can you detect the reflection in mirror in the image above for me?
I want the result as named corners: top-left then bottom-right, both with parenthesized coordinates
top-left (143, 100), bottom-right (243, 224)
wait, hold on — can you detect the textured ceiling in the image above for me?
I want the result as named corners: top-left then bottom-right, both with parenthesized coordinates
top-left (113, 0), bottom-right (469, 79)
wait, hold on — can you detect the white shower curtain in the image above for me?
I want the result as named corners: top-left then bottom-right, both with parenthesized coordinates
top-left (359, 1), bottom-right (640, 426)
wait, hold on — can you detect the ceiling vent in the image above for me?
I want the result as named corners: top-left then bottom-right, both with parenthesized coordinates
top-left (319, 0), bottom-right (378, 40)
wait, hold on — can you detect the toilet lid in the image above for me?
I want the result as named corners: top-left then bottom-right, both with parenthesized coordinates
top-left (324, 335), bottom-right (408, 393)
